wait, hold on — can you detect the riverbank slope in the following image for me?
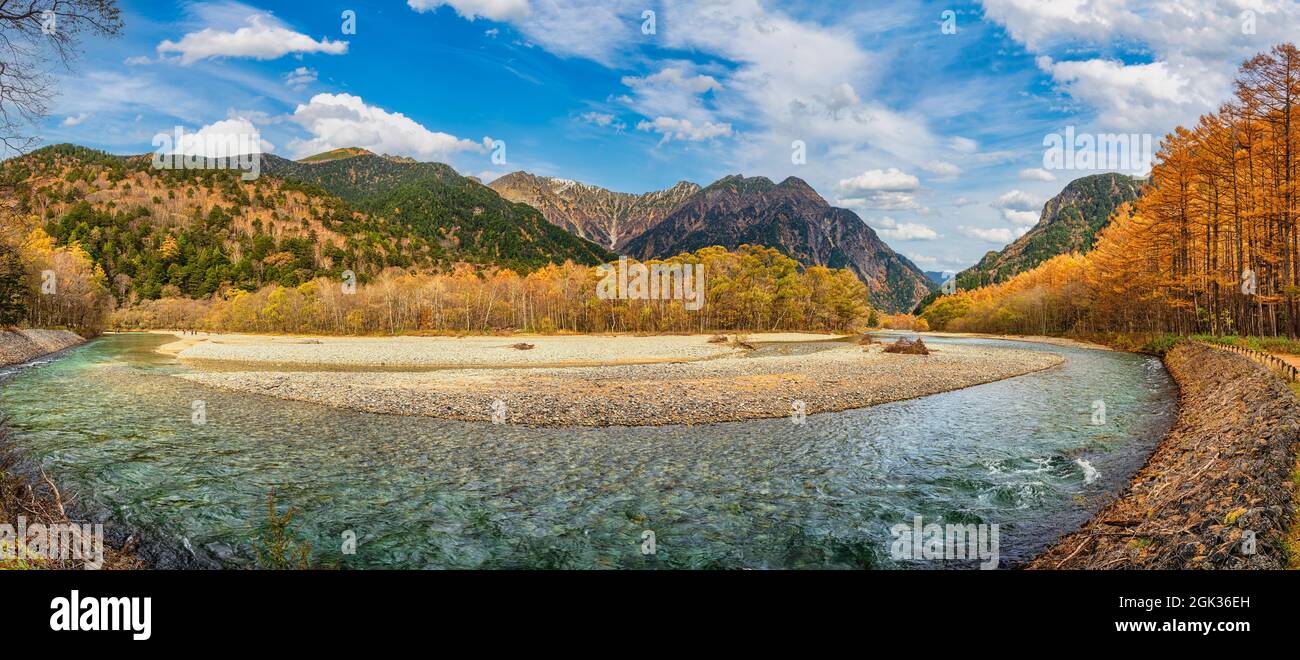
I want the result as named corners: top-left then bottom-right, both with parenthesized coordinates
top-left (1030, 342), bottom-right (1300, 569)
top-left (0, 329), bottom-right (84, 366)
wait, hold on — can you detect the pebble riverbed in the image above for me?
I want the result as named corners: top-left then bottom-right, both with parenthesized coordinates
top-left (177, 339), bottom-right (1065, 426)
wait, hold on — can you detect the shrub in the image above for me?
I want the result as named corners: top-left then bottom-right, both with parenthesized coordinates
top-left (1140, 333), bottom-right (1180, 355)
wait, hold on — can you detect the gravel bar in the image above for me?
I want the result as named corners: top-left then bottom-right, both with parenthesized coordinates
top-left (175, 337), bottom-right (1064, 427)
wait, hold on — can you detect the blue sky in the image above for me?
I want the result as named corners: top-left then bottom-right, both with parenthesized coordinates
top-left (34, 0), bottom-right (1300, 273)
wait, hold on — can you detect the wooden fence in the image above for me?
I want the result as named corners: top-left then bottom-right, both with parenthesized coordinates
top-left (1192, 340), bottom-right (1300, 383)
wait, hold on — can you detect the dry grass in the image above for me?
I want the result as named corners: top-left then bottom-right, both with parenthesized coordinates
top-left (0, 425), bottom-right (142, 570)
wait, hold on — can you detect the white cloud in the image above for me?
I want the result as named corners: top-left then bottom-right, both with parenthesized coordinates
top-left (1018, 167), bottom-right (1056, 182)
top-left (906, 252), bottom-right (968, 273)
top-left (837, 168), bottom-right (920, 194)
top-left (158, 14), bottom-right (348, 65)
top-left (1002, 210), bottom-right (1040, 227)
top-left (580, 111), bottom-right (625, 130)
top-left (982, 0), bottom-right (1300, 136)
top-left (1038, 57), bottom-right (1207, 133)
top-left (408, 0), bottom-right (530, 21)
top-left (992, 189), bottom-right (1041, 212)
top-left (284, 66), bottom-right (317, 91)
top-left (226, 107), bottom-right (278, 126)
top-left (871, 216), bottom-right (940, 241)
top-left (981, 0), bottom-right (1136, 51)
top-left (958, 225), bottom-right (1028, 244)
top-left (123, 56), bottom-right (151, 66)
top-left (636, 116), bottom-right (732, 143)
top-left (836, 169), bottom-right (927, 212)
top-left (920, 160), bottom-right (961, 177)
top-left (286, 93), bottom-right (487, 162)
top-left (991, 189), bottom-right (1043, 226)
top-left (170, 117), bottom-right (274, 156)
top-left (51, 70), bottom-right (215, 127)
top-left (948, 136), bottom-right (978, 153)
top-left (616, 62), bottom-right (726, 134)
top-left (581, 112), bottom-right (615, 126)
top-left (61, 113), bottom-right (92, 127)
top-left (837, 193), bottom-right (925, 213)
top-left (971, 149), bottom-right (1021, 164)
top-left (623, 67), bottom-right (722, 95)
top-left (418, 0), bottom-right (958, 220)
top-left (905, 252), bottom-right (940, 268)
top-left (427, 0), bottom-right (945, 166)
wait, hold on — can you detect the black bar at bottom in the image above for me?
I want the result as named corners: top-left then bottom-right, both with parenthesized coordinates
top-left (5, 569), bottom-right (1292, 647)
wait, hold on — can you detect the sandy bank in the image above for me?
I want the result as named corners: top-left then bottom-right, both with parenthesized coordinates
top-left (0, 329), bottom-right (84, 367)
top-left (169, 332), bottom-right (846, 368)
top-left (1030, 342), bottom-right (1300, 569)
top-left (175, 336), bottom-right (1064, 426)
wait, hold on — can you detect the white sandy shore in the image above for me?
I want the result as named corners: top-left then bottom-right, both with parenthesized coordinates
top-left (169, 333), bottom-right (1066, 426)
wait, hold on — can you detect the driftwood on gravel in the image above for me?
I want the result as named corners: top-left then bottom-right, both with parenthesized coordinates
top-left (728, 336), bottom-right (756, 350)
top-left (883, 337), bottom-right (929, 355)
top-left (510, 343), bottom-right (535, 350)
top-left (1029, 342), bottom-right (1300, 570)
top-left (707, 335), bottom-right (728, 344)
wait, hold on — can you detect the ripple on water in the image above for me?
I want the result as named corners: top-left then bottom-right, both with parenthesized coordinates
top-left (0, 333), bottom-right (1177, 569)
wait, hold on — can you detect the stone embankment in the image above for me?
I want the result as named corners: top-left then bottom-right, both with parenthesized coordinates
top-left (0, 329), bottom-right (84, 367)
top-left (1031, 342), bottom-right (1300, 569)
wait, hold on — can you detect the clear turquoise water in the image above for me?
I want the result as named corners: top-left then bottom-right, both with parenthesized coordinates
top-left (0, 333), bottom-right (1176, 569)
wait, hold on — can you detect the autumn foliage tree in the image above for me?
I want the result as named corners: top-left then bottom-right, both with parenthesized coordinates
top-left (925, 43), bottom-right (1300, 339)
top-left (112, 244), bottom-right (873, 335)
top-left (0, 208), bottom-right (112, 333)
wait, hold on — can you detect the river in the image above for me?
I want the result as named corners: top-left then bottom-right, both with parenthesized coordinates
top-left (0, 333), bottom-right (1176, 568)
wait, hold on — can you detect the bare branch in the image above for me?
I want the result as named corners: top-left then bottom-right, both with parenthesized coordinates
top-left (0, 0), bottom-right (121, 154)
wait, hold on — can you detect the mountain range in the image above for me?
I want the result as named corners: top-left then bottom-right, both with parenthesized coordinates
top-left (10, 144), bottom-right (963, 313)
top-left (490, 170), bottom-right (935, 312)
top-left (621, 174), bottom-right (935, 312)
top-left (2, 144), bottom-right (613, 302)
top-left (488, 171), bottom-right (699, 251)
top-left (259, 152), bottom-right (615, 271)
top-left (915, 172), bottom-right (1143, 312)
